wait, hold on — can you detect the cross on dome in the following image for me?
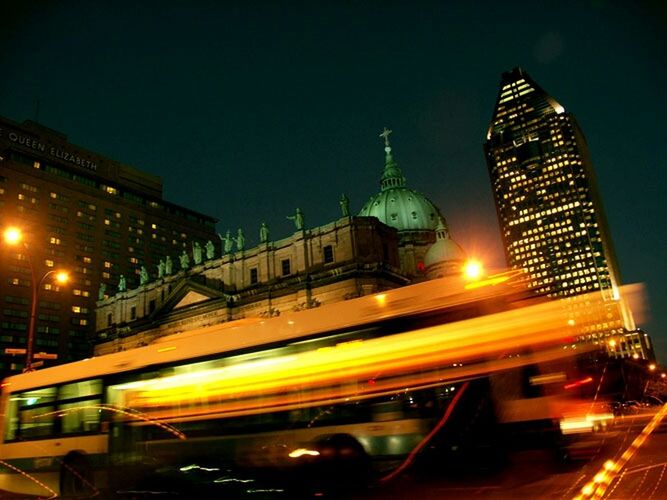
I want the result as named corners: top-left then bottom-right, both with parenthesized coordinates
top-left (379, 127), bottom-right (392, 147)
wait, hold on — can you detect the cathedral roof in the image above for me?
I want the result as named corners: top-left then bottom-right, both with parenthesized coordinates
top-left (358, 128), bottom-right (441, 232)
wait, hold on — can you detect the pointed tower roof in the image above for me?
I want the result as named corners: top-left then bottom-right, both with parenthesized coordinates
top-left (379, 127), bottom-right (406, 190)
top-left (486, 67), bottom-right (565, 140)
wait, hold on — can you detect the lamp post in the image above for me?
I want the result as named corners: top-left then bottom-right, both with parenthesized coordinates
top-left (3, 227), bottom-right (68, 372)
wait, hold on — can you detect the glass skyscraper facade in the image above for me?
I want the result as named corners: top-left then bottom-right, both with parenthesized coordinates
top-left (484, 68), bottom-right (651, 359)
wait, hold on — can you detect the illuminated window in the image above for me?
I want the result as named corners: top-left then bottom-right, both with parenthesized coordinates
top-left (45, 260), bottom-right (54, 268)
top-left (103, 186), bottom-right (118, 195)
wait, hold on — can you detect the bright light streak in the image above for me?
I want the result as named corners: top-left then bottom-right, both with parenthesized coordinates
top-left (463, 273), bottom-right (511, 290)
top-left (604, 460), bottom-right (616, 471)
top-left (559, 412), bottom-right (613, 435)
top-left (103, 286), bottom-right (644, 425)
top-left (564, 376), bottom-right (593, 390)
top-left (288, 448), bottom-right (320, 458)
top-left (179, 464), bottom-right (220, 472)
top-left (117, 298), bottom-right (610, 419)
top-left (529, 372), bottom-right (566, 385)
top-left (593, 472), bottom-right (607, 483)
top-left (31, 404), bottom-right (186, 440)
top-left (578, 402), bottom-right (667, 499)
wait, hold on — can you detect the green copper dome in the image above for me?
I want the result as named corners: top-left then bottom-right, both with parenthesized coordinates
top-left (359, 128), bottom-right (441, 232)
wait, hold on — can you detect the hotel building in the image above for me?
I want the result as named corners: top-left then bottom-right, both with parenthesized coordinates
top-left (0, 116), bottom-right (218, 375)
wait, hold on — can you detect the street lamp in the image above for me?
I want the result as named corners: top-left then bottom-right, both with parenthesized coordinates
top-left (463, 259), bottom-right (483, 280)
top-left (3, 226), bottom-right (69, 372)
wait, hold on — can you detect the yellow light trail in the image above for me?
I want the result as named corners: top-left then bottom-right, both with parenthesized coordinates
top-left (574, 402), bottom-right (667, 499)
top-left (110, 288), bottom-right (621, 423)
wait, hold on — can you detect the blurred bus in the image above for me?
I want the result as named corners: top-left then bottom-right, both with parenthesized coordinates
top-left (0, 270), bottom-right (626, 497)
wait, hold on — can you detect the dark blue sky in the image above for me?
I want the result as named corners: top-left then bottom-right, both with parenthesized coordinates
top-left (2, 1), bottom-right (666, 357)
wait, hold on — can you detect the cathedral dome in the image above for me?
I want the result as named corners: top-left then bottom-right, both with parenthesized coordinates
top-left (359, 188), bottom-right (441, 232)
top-left (424, 219), bottom-right (466, 268)
top-left (358, 128), bottom-right (441, 233)
top-left (424, 218), bottom-right (466, 279)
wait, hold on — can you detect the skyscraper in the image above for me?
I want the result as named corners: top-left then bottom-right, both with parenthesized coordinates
top-left (484, 67), bottom-right (651, 359)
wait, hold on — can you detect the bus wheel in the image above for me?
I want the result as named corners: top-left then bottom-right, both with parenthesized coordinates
top-left (314, 434), bottom-right (371, 489)
top-left (60, 452), bottom-right (94, 498)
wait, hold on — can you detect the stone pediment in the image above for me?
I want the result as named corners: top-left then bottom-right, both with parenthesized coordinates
top-left (151, 278), bottom-right (226, 320)
top-left (173, 290), bottom-right (212, 309)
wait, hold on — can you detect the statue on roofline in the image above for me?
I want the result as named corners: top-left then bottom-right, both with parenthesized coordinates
top-left (287, 208), bottom-right (305, 230)
top-left (259, 222), bottom-right (269, 243)
top-left (340, 193), bottom-right (350, 217)
top-left (157, 259), bottom-right (166, 278)
top-left (192, 241), bottom-right (203, 265)
top-left (205, 240), bottom-right (215, 260)
top-left (236, 229), bottom-right (245, 251)
top-left (139, 266), bottom-right (149, 285)
top-left (179, 250), bottom-right (190, 270)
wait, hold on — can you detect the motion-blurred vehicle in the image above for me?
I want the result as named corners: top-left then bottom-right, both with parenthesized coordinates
top-left (0, 271), bottom-right (639, 497)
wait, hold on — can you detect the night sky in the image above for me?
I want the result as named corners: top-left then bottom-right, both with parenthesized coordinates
top-left (1, 2), bottom-right (666, 357)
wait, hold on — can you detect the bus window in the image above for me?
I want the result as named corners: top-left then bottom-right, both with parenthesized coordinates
top-left (60, 400), bottom-right (101, 434)
top-left (16, 387), bottom-right (57, 439)
top-left (59, 379), bottom-right (102, 399)
top-left (3, 397), bottom-right (19, 441)
top-left (58, 379), bottom-right (103, 434)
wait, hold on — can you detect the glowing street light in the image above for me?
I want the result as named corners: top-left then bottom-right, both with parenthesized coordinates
top-left (2, 226), bottom-right (68, 372)
top-left (463, 259), bottom-right (483, 280)
top-left (3, 226), bottom-right (22, 245)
